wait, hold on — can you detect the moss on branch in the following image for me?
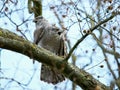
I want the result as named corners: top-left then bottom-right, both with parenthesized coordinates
top-left (0, 28), bottom-right (110, 90)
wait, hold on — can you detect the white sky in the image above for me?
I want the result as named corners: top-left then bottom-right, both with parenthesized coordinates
top-left (0, 0), bottom-right (120, 90)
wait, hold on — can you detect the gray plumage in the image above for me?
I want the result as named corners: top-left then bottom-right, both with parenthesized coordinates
top-left (33, 16), bottom-right (65, 84)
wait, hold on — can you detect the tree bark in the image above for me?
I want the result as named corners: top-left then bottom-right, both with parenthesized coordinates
top-left (0, 28), bottom-right (110, 90)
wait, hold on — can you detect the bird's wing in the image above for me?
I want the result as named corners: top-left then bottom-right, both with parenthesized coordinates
top-left (34, 27), bottom-right (45, 44)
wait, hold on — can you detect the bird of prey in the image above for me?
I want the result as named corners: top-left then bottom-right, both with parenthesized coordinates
top-left (33, 16), bottom-right (66, 84)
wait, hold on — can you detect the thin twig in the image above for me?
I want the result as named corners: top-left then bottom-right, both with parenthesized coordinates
top-left (65, 12), bottom-right (120, 61)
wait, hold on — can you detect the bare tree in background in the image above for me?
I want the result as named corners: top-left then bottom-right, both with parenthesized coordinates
top-left (48, 0), bottom-right (120, 90)
top-left (0, 0), bottom-right (120, 90)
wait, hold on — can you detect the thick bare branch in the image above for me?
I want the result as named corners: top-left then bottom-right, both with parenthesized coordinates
top-left (0, 28), bottom-right (110, 90)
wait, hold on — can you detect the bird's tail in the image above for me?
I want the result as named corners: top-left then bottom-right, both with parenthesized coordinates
top-left (40, 64), bottom-right (65, 84)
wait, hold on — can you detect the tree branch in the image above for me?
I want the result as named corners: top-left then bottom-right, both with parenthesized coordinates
top-left (28, 0), bottom-right (42, 17)
top-left (0, 28), bottom-right (110, 90)
top-left (65, 12), bottom-right (120, 61)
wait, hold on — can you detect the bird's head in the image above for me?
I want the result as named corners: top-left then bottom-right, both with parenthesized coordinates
top-left (33, 16), bottom-right (44, 23)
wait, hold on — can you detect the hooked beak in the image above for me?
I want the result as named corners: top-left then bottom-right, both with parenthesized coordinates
top-left (33, 19), bottom-right (37, 23)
